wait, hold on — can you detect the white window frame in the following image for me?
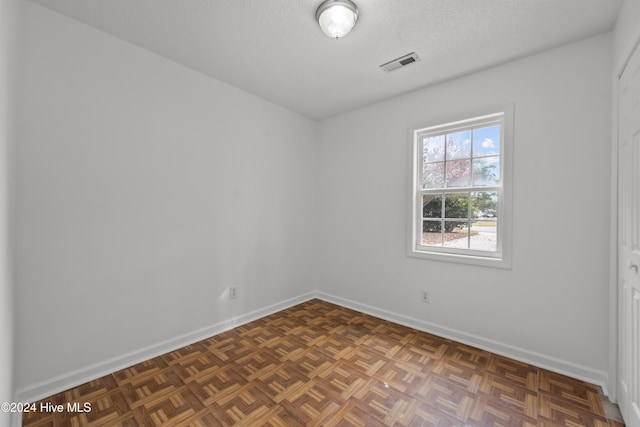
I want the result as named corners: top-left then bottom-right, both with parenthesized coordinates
top-left (407, 105), bottom-right (513, 269)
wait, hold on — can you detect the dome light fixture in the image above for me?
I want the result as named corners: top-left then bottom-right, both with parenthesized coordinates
top-left (316, 0), bottom-right (359, 39)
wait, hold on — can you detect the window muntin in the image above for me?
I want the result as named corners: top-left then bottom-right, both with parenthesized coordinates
top-left (410, 111), bottom-right (510, 266)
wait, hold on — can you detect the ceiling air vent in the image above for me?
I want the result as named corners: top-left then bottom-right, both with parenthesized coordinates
top-left (380, 52), bottom-right (420, 73)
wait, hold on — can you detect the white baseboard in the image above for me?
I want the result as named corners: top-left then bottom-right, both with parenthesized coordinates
top-left (316, 291), bottom-right (610, 395)
top-left (14, 291), bottom-right (316, 405)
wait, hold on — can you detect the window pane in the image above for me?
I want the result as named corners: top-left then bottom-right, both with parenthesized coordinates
top-left (423, 162), bottom-right (445, 189)
top-left (422, 221), bottom-right (442, 246)
top-left (446, 159), bottom-right (470, 187)
top-left (446, 130), bottom-right (471, 160)
top-left (423, 135), bottom-right (445, 162)
top-left (472, 125), bottom-right (501, 156)
top-left (444, 193), bottom-right (469, 219)
top-left (470, 192), bottom-right (498, 251)
top-left (470, 221), bottom-right (497, 252)
top-left (422, 195), bottom-right (442, 219)
top-left (472, 156), bottom-right (500, 186)
top-left (423, 195), bottom-right (444, 246)
top-left (443, 222), bottom-right (469, 248)
top-left (471, 192), bottom-right (498, 220)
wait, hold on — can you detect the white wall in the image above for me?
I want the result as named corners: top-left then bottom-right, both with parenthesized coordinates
top-left (316, 33), bottom-right (613, 385)
top-left (0, 0), bottom-right (17, 424)
top-left (15, 0), bottom-right (316, 397)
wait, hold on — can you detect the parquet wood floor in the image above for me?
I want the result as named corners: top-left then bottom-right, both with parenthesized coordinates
top-left (22, 299), bottom-right (624, 426)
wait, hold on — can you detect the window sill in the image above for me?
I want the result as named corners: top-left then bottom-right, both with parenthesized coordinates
top-left (407, 248), bottom-right (511, 269)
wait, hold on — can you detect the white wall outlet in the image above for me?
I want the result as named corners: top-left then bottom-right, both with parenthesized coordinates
top-left (421, 290), bottom-right (430, 303)
top-left (229, 287), bottom-right (238, 300)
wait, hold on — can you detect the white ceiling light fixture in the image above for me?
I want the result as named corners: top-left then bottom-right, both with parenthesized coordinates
top-left (316, 0), bottom-right (359, 39)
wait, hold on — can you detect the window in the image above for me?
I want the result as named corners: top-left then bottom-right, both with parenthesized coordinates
top-left (408, 107), bottom-right (512, 268)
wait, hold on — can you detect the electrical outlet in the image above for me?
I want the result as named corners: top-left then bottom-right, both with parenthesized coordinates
top-left (421, 290), bottom-right (430, 303)
top-left (229, 287), bottom-right (238, 300)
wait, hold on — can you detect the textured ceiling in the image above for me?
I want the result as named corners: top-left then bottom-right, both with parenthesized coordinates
top-left (30, 0), bottom-right (622, 119)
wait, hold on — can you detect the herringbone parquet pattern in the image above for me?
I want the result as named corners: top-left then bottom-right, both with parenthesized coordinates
top-left (22, 299), bottom-right (624, 426)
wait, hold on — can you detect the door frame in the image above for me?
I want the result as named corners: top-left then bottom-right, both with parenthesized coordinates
top-left (611, 22), bottom-right (640, 404)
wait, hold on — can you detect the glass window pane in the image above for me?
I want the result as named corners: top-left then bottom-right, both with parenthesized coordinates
top-left (470, 221), bottom-right (497, 252)
top-left (472, 156), bottom-right (500, 186)
top-left (423, 162), bottom-right (445, 189)
top-left (422, 195), bottom-right (442, 219)
top-left (443, 223), bottom-right (469, 249)
top-left (423, 135), bottom-right (445, 162)
top-left (446, 159), bottom-right (470, 187)
top-left (472, 125), bottom-right (501, 156)
top-left (444, 193), bottom-right (469, 219)
top-left (446, 131), bottom-right (471, 160)
top-left (471, 192), bottom-right (498, 220)
top-left (422, 221), bottom-right (442, 246)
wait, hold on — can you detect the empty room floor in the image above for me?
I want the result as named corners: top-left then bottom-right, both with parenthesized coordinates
top-left (22, 299), bottom-right (624, 426)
